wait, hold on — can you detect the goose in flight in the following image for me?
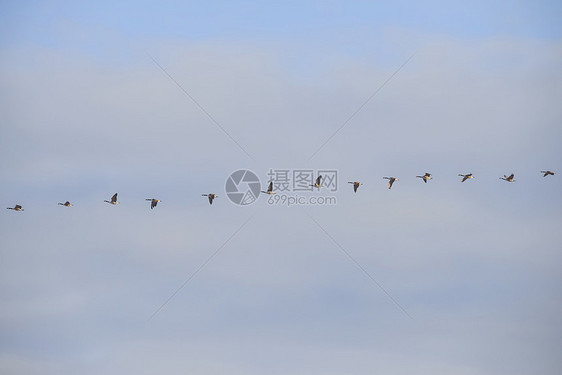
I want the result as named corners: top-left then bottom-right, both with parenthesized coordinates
top-left (7, 204), bottom-right (24, 211)
top-left (310, 175), bottom-right (323, 189)
top-left (261, 181), bottom-right (275, 195)
top-left (146, 198), bottom-right (161, 209)
top-left (202, 193), bottom-right (217, 205)
top-left (541, 170), bottom-right (555, 177)
top-left (348, 181), bottom-right (362, 192)
top-left (416, 173), bottom-right (432, 183)
top-left (58, 201), bottom-right (72, 207)
top-left (500, 173), bottom-right (515, 182)
top-left (458, 173), bottom-right (474, 182)
top-left (383, 177), bottom-right (398, 189)
top-left (104, 193), bottom-right (119, 205)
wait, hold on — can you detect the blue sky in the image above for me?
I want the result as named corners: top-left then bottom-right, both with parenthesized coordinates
top-left (1, 1), bottom-right (561, 374)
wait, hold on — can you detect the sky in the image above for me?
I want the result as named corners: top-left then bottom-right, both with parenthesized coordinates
top-left (1, 1), bottom-right (561, 374)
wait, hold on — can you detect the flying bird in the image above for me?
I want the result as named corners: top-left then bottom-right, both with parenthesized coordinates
top-left (310, 175), bottom-right (323, 189)
top-left (104, 193), bottom-right (119, 205)
top-left (146, 198), bottom-right (161, 209)
top-left (58, 201), bottom-right (72, 207)
top-left (383, 177), bottom-right (398, 189)
top-left (261, 181), bottom-right (275, 195)
top-left (348, 181), bottom-right (362, 192)
top-left (7, 204), bottom-right (24, 211)
top-left (202, 193), bottom-right (217, 205)
top-left (416, 173), bottom-right (432, 183)
top-left (500, 174), bottom-right (515, 182)
top-left (541, 170), bottom-right (555, 177)
top-left (458, 173), bottom-right (474, 182)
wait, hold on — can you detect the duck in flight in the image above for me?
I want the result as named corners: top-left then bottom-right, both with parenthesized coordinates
top-left (348, 181), bottom-right (362, 192)
top-left (146, 198), bottom-right (161, 209)
top-left (416, 173), bottom-right (432, 183)
top-left (383, 177), bottom-right (398, 189)
top-left (202, 193), bottom-right (217, 205)
top-left (310, 175), bottom-right (322, 189)
top-left (541, 170), bottom-right (555, 177)
top-left (7, 204), bottom-right (24, 211)
top-left (261, 181), bottom-right (275, 195)
top-left (500, 173), bottom-right (515, 182)
top-left (104, 193), bottom-right (119, 205)
top-left (58, 201), bottom-right (72, 207)
top-left (458, 173), bottom-right (474, 182)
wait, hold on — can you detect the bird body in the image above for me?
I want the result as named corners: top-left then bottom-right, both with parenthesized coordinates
top-left (500, 174), bottom-right (515, 182)
top-left (146, 198), bottom-right (161, 209)
top-left (202, 193), bottom-right (217, 205)
top-left (458, 173), bottom-right (473, 182)
top-left (104, 193), bottom-right (119, 205)
top-left (383, 177), bottom-right (398, 189)
top-left (261, 181), bottom-right (275, 195)
top-left (7, 204), bottom-right (24, 211)
top-left (348, 181), bottom-right (362, 192)
top-left (416, 173), bottom-right (432, 183)
top-left (58, 201), bottom-right (72, 207)
top-left (310, 175), bottom-right (323, 189)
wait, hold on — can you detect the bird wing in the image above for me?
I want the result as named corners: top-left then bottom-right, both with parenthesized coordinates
top-left (316, 175), bottom-right (322, 185)
top-left (354, 183), bottom-right (358, 192)
top-left (268, 181), bottom-right (273, 192)
top-left (208, 195), bottom-right (213, 204)
top-left (111, 193), bottom-right (118, 202)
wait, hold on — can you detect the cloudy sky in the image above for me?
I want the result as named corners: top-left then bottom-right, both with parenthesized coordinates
top-left (1, 1), bottom-right (561, 374)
